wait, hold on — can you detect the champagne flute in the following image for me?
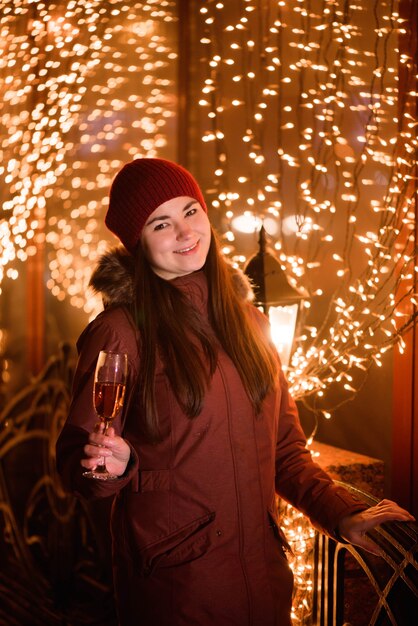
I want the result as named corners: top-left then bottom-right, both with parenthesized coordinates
top-left (83, 350), bottom-right (128, 481)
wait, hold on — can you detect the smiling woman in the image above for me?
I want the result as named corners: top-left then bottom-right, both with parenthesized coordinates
top-left (56, 157), bottom-right (413, 626)
top-left (141, 197), bottom-right (211, 280)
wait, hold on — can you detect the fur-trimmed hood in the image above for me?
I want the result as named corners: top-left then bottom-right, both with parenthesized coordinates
top-left (89, 247), bottom-right (254, 308)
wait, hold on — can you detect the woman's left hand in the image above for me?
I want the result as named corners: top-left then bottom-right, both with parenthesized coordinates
top-left (81, 422), bottom-right (131, 477)
top-left (337, 499), bottom-right (415, 555)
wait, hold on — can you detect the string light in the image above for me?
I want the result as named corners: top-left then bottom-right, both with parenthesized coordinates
top-left (197, 0), bottom-right (417, 421)
top-left (279, 499), bottom-right (316, 623)
top-left (0, 0), bottom-right (177, 316)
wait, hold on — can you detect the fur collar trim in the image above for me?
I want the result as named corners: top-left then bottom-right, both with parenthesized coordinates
top-left (89, 247), bottom-right (254, 307)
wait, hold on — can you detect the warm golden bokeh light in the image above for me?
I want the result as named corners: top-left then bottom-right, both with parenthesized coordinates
top-left (0, 0), bottom-right (177, 316)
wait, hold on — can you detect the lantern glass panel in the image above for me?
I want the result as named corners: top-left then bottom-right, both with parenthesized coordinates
top-left (268, 303), bottom-right (299, 369)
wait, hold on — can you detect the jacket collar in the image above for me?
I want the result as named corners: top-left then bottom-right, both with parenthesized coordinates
top-left (89, 246), bottom-right (254, 308)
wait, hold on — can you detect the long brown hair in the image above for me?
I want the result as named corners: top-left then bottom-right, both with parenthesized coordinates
top-left (133, 228), bottom-right (278, 442)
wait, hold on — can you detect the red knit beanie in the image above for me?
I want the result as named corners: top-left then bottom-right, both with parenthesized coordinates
top-left (105, 158), bottom-right (207, 253)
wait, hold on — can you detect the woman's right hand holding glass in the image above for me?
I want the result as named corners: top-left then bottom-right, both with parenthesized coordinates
top-left (82, 422), bottom-right (131, 478)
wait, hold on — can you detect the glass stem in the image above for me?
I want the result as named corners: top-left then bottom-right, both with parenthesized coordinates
top-left (96, 420), bottom-right (110, 473)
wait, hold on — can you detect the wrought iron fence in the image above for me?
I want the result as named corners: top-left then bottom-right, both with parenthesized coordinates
top-left (314, 484), bottom-right (418, 626)
top-left (0, 344), bottom-right (117, 625)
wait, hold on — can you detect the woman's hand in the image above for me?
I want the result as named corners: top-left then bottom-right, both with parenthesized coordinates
top-left (81, 422), bottom-right (131, 477)
top-left (337, 499), bottom-right (415, 555)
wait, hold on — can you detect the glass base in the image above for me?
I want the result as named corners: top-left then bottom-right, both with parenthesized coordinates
top-left (83, 468), bottom-right (118, 481)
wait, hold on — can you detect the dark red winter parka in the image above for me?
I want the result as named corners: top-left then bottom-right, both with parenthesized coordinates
top-left (56, 248), bottom-right (365, 626)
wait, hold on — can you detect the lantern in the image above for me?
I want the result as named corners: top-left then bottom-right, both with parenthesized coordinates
top-left (244, 226), bottom-right (307, 369)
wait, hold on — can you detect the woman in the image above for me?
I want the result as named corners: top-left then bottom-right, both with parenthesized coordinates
top-left (56, 158), bottom-right (414, 626)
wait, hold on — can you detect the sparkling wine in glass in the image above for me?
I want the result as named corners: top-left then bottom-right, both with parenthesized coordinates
top-left (83, 350), bottom-right (128, 481)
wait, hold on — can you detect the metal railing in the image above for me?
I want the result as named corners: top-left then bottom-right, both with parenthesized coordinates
top-left (314, 484), bottom-right (418, 626)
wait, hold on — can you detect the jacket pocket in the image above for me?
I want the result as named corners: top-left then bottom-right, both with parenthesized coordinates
top-left (267, 509), bottom-right (294, 558)
top-left (138, 511), bottom-right (216, 577)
